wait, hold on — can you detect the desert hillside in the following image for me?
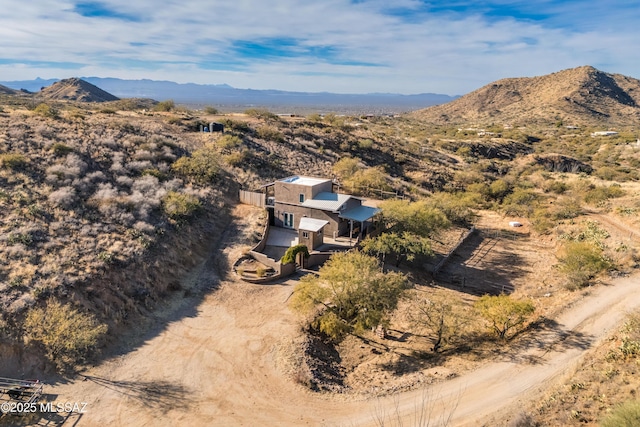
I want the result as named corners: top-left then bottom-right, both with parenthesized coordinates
top-left (412, 65), bottom-right (640, 125)
top-left (0, 73), bottom-right (639, 426)
top-left (37, 77), bottom-right (120, 102)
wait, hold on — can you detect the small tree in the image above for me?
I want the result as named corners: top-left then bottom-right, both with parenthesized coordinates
top-left (409, 293), bottom-right (469, 352)
top-left (291, 251), bottom-right (407, 341)
top-left (378, 199), bottom-right (450, 237)
top-left (361, 231), bottom-right (433, 267)
top-left (475, 294), bottom-right (535, 340)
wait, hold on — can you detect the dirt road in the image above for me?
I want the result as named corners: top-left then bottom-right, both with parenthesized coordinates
top-left (44, 205), bottom-right (640, 427)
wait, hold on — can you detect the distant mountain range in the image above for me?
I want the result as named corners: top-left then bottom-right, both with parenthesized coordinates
top-left (0, 77), bottom-right (457, 113)
top-left (411, 65), bottom-right (640, 125)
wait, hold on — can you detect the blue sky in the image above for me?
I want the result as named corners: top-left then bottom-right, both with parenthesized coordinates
top-left (0, 0), bottom-right (638, 95)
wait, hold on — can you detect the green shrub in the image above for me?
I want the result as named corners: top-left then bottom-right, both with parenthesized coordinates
top-left (0, 153), bottom-right (28, 170)
top-left (280, 245), bottom-right (309, 264)
top-left (358, 138), bottom-right (374, 149)
top-left (171, 146), bottom-right (219, 183)
top-left (600, 400), bottom-right (640, 427)
top-left (224, 150), bottom-right (248, 166)
top-left (255, 126), bottom-right (284, 142)
top-left (584, 184), bottom-right (625, 204)
top-left (141, 168), bottom-right (167, 181)
top-left (557, 241), bottom-right (611, 289)
top-left (245, 108), bottom-right (280, 121)
top-left (24, 299), bottom-right (107, 370)
top-left (162, 191), bottom-right (201, 220)
top-left (204, 106), bottom-right (219, 114)
top-left (475, 294), bottom-right (535, 340)
top-left (220, 118), bottom-right (251, 132)
top-left (33, 103), bottom-right (58, 118)
top-left (281, 244), bottom-right (309, 264)
top-left (216, 134), bottom-right (243, 149)
top-left (51, 143), bottom-right (74, 156)
top-left (154, 100), bottom-right (175, 112)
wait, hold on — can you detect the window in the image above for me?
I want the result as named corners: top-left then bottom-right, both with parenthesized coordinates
top-left (302, 231), bottom-right (309, 238)
top-left (283, 212), bottom-right (294, 228)
top-left (299, 193), bottom-right (305, 203)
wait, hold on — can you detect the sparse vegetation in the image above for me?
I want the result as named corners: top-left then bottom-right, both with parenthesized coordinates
top-left (475, 294), bottom-right (535, 340)
top-left (291, 251), bottom-right (407, 341)
top-left (24, 299), bottom-right (108, 370)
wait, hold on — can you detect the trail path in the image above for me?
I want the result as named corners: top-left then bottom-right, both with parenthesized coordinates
top-left (46, 205), bottom-right (640, 427)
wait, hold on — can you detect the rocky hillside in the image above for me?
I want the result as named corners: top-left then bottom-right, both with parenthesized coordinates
top-left (0, 84), bottom-right (18, 95)
top-left (38, 77), bottom-right (120, 102)
top-left (411, 66), bottom-right (640, 125)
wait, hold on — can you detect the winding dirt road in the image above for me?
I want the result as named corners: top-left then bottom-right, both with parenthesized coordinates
top-left (45, 205), bottom-right (640, 427)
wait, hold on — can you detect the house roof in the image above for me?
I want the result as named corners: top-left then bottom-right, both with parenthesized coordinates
top-left (280, 175), bottom-right (331, 186)
top-left (301, 192), bottom-right (352, 211)
top-left (340, 205), bottom-right (381, 222)
top-left (298, 217), bottom-right (329, 232)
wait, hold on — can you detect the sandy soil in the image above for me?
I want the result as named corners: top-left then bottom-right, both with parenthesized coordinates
top-left (37, 204), bottom-right (640, 427)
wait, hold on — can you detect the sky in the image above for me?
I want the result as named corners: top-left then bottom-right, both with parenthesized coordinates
top-left (1, 0), bottom-right (639, 95)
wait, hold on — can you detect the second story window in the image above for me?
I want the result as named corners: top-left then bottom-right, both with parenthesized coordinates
top-left (299, 193), bottom-right (305, 203)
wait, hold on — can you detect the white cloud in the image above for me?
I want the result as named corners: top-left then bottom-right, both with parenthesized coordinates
top-left (0, 0), bottom-right (639, 94)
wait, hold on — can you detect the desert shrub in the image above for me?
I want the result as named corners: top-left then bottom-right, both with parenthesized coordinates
top-left (216, 134), bottom-right (243, 150)
top-left (99, 108), bottom-right (116, 114)
top-left (543, 180), bottom-right (568, 194)
top-left (502, 189), bottom-right (538, 216)
top-left (0, 153), bottom-right (28, 170)
top-left (220, 118), bottom-right (251, 132)
top-left (48, 186), bottom-right (77, 208)
top-left (333, 157), bottom-right (359, 180)
top-left (357, 138), bottom-right (374, 149)
top-left (583, 184), bottom-right (625, 204)
top-left (162, 191), bottom-right (201, 220)
top-left (141, 168), bottom-right (167, 181)
top-left (553, 196), bottom-right (582, 219)
top-left (204, 106), bottom-right (219, 114)
top-left (489, 179), bottom-right (511, 201)
top-left (245, 108), bottom-right (280, 121)
top-left (224, 150), bottom-right (248, 166)
top-left (429, 191), bottom-right (480, 224)
top-left (171, 146), bottom-right (219, 183)
top-left (33, 103), bottom-right (58, 118)
top-left (24, 299), bottom-right (107, 370)
top-left (255, 125), bottom-right (284, 142)
top-left (154, 100), bottom-right (175, 112)
top-left (600, 400), bottom-right (640, 427)
top-left (531, 208), bottom-right (555, 234)
top-left (7, 232), bottom-right (34, 246)
top-left (557, 241), bottom-right (611, 289)
top-left (51, 142), bottom-right (74, 156)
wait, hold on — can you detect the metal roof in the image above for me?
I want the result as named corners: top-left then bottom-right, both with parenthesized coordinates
top-left (339, 205), bottom-right (380, 222)
top-left (280, 175), bottom-right (331, 186)
top-left (301, 192), bottom-right (352, 211)
top-left (298, 217), bottom-right (329, 232)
